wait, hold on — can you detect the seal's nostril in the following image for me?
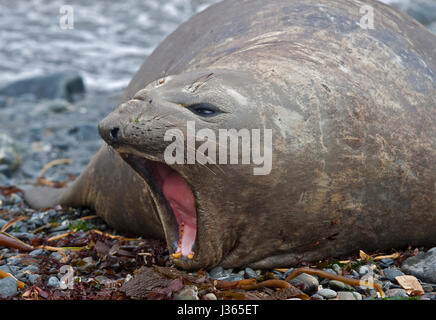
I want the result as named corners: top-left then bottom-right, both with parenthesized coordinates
top-left (110, 127), bottom-right (120, 141)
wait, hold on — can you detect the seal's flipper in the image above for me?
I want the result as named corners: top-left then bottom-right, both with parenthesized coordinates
top-left (24, 186), bottom-right (64, 210)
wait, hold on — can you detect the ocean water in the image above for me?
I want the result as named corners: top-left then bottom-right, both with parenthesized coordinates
top-left (0, 0), bottom-right (434, 92)
top-left (0, 0), bottom-right (220, 91)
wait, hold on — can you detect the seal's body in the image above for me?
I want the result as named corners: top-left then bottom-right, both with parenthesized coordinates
top-left (26, 0), bottom-right (436, 270)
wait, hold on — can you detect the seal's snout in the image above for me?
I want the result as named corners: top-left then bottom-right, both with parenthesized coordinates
top-left (98, 116), bottom-right (122, 146)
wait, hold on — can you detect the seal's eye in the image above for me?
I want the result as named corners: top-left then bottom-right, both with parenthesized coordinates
top-left (186, 103), bottom-right (221, 117)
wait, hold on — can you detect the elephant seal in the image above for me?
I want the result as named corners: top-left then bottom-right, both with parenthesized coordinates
top-left (25, 0), bottom-right (435, 270)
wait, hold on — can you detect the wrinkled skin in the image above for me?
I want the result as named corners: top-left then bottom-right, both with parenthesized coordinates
top-left (25, 0), bottom-right (436, 270)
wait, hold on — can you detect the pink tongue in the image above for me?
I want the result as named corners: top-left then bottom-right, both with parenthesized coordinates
top-left (158, 166), bottom-right (196, 257)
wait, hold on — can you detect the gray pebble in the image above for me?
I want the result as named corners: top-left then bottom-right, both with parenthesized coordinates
top-left (350, 270), bottom-right (360, 279)
top-left (203, 293), bottom-right (217, 300)
top-left (244, 267), bottom-right (259, 279)
top-left (208, 266), bottom-right (233, 280)
top-left (382, 281), bottom-right (394, 291)
top-left (208, 266), bottom-right (225, 279)
top-left (21, 264), bottom-right (39, 274)
top-left (318, 288), bottom-right (337, 299)
top-left (358, 265), bottom-right (371, 276)
top-left (50, 220), bottom-right (70, 232)
top-left (0, 219), bottom-right (7, 229)
top-left (422, 283), bottom-right (436, 293)
top-left (0, 277), bottom-right (18, 297)
top-left (27, 274), bottom-right (40, 285)
top-left (328, 280), bottom-right (353, 291)
top-left (385, 288), bottom-right (408, 298)
top-left (331, 264), bottom-right (342, 275)
top-left (28, 216), bottom-right (43, 226)
top-left (6, 257), bottom-right (21, 266)
top-left (379, 258), bottom-right (395, 268)
top-left (219, 274), bottom-right (244, 282)
top-left (323, 268), bottom-right (338, 276)
top-left (9, 232), bottom-right (34, 241)
top-left (0, 133), bottom-right (21, 176)
top-left (29, 249), bottom-right (46, 257)
top-left (310, 293), bottom-right (324, 300)
top-left (174, 285), bottom-right (199, 300)
top-left (47, 276), bottom-right (60, 288)
top-left (381, 268), bottom-right (404, 282)
top-left (0, 265), bottom-right (14, 274)
top-left (336, 291), bottom-right (362, 300)
top-left (288, 273), bottom-right (319, 295)
top-left (50, 251), bottom-right (65, 261)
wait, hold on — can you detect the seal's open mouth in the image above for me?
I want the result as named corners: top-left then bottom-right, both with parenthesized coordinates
top-left (120, 153), bottom-right (196, 259)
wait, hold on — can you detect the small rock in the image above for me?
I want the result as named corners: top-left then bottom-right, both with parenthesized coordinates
top-left (27, 274), bottom-right (40, 285)
top-left (77, 256), bottom-right (96, 273)
top-left (0, 133), bottom-right (22, 176)
top-left (310, 293), bottom-right (324, 300)
top-left (401, 248), bottom-right (436, 283)
top-left (9, 232), bottom-right (34, 241)
top-left (244, 267), bottom-right (259, 279)
top-left (0, 173), bottom-right (9, 186)
top-left (6, 257), bottom-right (21, 266)
top-left (350, 270), bottom-right (360, 279)
top-left (0, 277), bottom-right (18, 297)
top-left (318, 288), bottom-right (337, 299)
top-left (208, 266), bottom-right (232, 280)
top-left (422, 283), bottom-right (436, 293)
top-left (379, 258), bottom-right (395, 268)
top-left (381, 268), bottom-right (404, 282)
top-left (0, 265), bottom-right (14, 274)
top-left (50, 220), bottom-right (70, 232)
top-left (288, 273), bottom-right (319, 295)
top-left (0, 219), bottom-right (7, 229)
top-left (382, 281), bottom-right (397, 291)
top-left (358, 265), bottom-right (370, 276)
top-left (95, 275), bottom-right (111, 284)
top-left (331, 264), bottom-right (342, 274)
top-left (174, 285), bottom-right (199, 300)
top-left (328, 280), bottom-right (353, 291)
top-left (203, 293), bottom-right (217, 300)
top-left (21, 264), bottom-right (39, 274)
top-left (336, 291), bottom-right (362, 300)
top-left (47, 276), bottom-right (60, 288)
top-left (29, 249), bottom-right (46, 257)
top-left (219, 274), bottom-right (244, 282)
top-left (359, 288), bottom-right (378, 299)
top-left (323, 268), bottom-right (337, 276)
top-left (385, 288), bottom-right (408, 298)
top-left (208, 266), bottom-right (224, 279)
top-left (50, 251), bottom-right (65, 262)
top-left (0, 71), bottom-right (85, 103)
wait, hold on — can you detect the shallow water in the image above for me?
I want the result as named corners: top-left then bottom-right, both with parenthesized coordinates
top-left (0, 0), bottom-right (220, 91)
